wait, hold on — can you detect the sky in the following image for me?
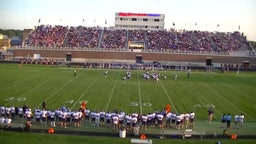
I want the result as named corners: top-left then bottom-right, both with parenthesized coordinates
top-left (0, 0), bottom-right (256, 41)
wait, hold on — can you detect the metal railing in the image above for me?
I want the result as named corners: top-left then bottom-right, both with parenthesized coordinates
top-left (9, 46), bottom-right (255, 57)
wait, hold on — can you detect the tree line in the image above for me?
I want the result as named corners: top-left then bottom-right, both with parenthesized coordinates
top-left (0, 29), bottom-right (23, 39)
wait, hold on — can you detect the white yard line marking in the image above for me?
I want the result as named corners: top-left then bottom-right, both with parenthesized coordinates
top-left (200, 81), bottom-right (256, 121)
top-left (179, 81), bottom-right (221, 120)
top-left (2, 73), bottom-right (41, 93)
top-left (37, 74), bottom-right (81, 107)
top-left (159, 81), bottom-right (178, 113)
top-left (70, 74), bottom-right (101, 109)
top-left (178, 81), bottom-right (209, 111)
top-left (136, 71), bottom-right (143, 115)
top-left (104, 71), bottom-right (121, 112)
top-left (5, 79), bottom-right (50, 106)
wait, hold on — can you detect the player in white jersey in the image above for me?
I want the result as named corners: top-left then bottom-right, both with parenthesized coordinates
top-left (104, 71), bottom-right (108, 78)
top-left (95, 112), bottom-right (100, 127)
top-left (49, 111), bottom-right (56, 127)
top-left (41, 109), bottom-right (47, 127)
top-left (5, 117), bottom-right (12, 127)
top-left (10, 105), bottom-right (15, 119)
top-left (73, 69), bottom-right (77, 76)
top-left (59, 110), bottom-right (67, 128)
top-left (65, 111), bottom-right (71, 127)
top-left (119, 111), bottom-right (125, 117)
top-left (90, 111), bottom-right (96, 126)
top-left (54, 109), bottom-right (61, 125)
top-left (112, 114), bottom-right (119, 131)
top-left (180, 113), bottom-right (185, 129)
top-left (132, 112), bottom-right (138, 118)
top-left (5, 106), bottom-right (11, 118)
top-left (147, 113), bottom-right (153, 128)
top-left (165, 112), bottom-right (172, 128)
top-left (186, 69), bottom-right (191, 78)
top-left (239, 114), bottom-right (244, 128)
top-left (131, 116), bottom-right (138, 130)
top-left (184, 113), bottom-right (190, 128)
top-left (171, 113), bottom-right (177, 128)
top-left (176, 114), bottom-right (182, 129)
top-left (156, 113), bottom-right (164, 129)
top-left (25, 108), bottom-right (33, 126)
top-left (78, 111), bottom-right (83, 127)
top-left (105, 112), bottom-right (112, 128)
top-left (99, 110), bottom-right (106, 126)
top-left (63, 111), bottom-right (68, 128)
top-left (0, 106), bottom-right (5, 117)
top-left (125, 114), bottom-right (132, 131)
top-left (131, 112), bottom-right (139, 130)
top-left (189, 112), bottom-right (195, 128)
top-left (174, 72), bottom-right (178, 80)
top-left (141, 114), bottom-right (148, 130)
top-left (18, 107), bottom-right (23, 122)
top-left (73, 111), bottom-right (80, 127)
top-left (34, 109), bottom-right (42, 124)
top-left (151, 112), bottom-right (157, 127)
top-left (234, 114), bottom-right (239, 127)
top-left (84, 108), bottom-right (90, 125)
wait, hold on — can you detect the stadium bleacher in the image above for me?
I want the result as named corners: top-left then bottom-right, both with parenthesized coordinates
top-left (25, 25), bottom-right (251, 52)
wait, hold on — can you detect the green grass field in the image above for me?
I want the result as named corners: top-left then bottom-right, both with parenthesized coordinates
top-left (0, 63), bottom-right (256, 143)
top-left (1, 64), bottom-right (255, 121)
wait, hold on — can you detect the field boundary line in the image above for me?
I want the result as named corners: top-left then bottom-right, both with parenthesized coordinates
top-left (70, 74), bottom-right (101, 109)
top-left (159, 81), bottom-right (178, 113)
top-left (200, 81), bottom-right (256, 121)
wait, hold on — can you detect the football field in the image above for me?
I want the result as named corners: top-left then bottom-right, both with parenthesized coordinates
top-left (1, 63), bottom-right (256, 122)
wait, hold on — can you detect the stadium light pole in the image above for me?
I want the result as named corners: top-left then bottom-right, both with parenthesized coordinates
top-left (82, 19), bottom-right (85, 26)
top-left (105, 19), bottom-right (107, 28)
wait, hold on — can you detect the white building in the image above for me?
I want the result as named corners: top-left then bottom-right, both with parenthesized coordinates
top-left (115, 12), bottom-right (165, 30)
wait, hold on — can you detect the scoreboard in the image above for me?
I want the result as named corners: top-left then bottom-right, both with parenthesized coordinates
top-left (115, 12), bottom-right (165, 30)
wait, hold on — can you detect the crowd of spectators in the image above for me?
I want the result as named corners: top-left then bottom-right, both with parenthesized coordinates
top-left (25, 25), bottom-right (68, 47)
top-left (101, 29), bottom-right (127, 49)
top-left (65, 26), bottom-right (101, 48)
top-left (146, 30), bottom-right (250, 52)
top-left (128, 29), bottom-right (146, 42)
top-left (25, 25), bottom-right (250, 52)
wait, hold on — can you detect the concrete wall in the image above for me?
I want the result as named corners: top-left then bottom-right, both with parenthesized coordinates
top-left (13, 49), bottom-right (256, 64)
